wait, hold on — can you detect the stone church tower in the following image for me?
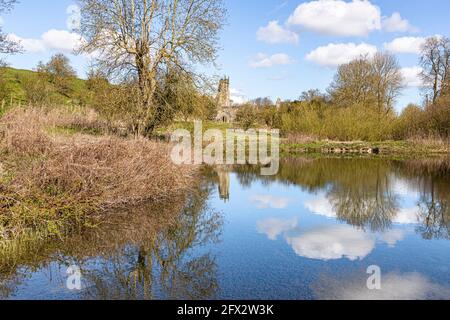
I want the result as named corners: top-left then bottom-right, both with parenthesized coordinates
top-left (216, 76), bottom-right (237, 123)
top-left (217, 77), bottom-right (231, 108)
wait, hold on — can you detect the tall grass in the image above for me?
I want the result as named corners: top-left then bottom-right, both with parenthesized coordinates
top-left (0, 106), bottom-right (198, 242)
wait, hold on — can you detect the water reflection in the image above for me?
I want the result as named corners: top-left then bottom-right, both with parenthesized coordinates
top-left (251, 195), bottom-right (292, 209)
top-left (257, 222), bottom-right (407, 261)
top-left (285, 225), bottom-right (375, 261)
top-left (314, 271), bottom-right (450, 300)
top-left (0, 156), bottom-right (449, 300)
top-left (81, 185), bottom-right (222, 300)
top-left (233, 157), bottom-right (449, 239)
top-left (216, 166), bottom-right (230, 202)
top-left (257, 218), bottom-right (298, 240)
top-left (0, 181), bottom-right (223, 300)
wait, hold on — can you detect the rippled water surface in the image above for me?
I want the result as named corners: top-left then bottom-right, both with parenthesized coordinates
top-left (1, 157), bottom-right (449, 300)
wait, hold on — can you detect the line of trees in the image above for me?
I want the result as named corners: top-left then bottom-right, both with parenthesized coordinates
top-left (237, 37), bottom-right (449, 141)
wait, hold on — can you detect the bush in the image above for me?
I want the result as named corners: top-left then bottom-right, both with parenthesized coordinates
top-left (425, 96), bottom-right (450, 138)
top-left (278, 102), bottom-right (396, 141)
top-left (393, 97), bottom-right (450, 140)
top-left (394, 104), bottom-right (426, 139)
top-left (236, 104), bottom-right (258, 130)
top-left (0, 107), bottom-right (197, 240)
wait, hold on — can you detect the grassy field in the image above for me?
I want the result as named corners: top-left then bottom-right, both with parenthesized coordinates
top-left (159, 121), bottom-right (450, 155)
top-left (0, 67), bottom-right (88, 106)
top-left (155, 120), bottom-right (233, 138)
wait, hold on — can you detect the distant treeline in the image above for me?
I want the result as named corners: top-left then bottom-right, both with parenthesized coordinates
top-left (237, 37), bottom-right (449, 141)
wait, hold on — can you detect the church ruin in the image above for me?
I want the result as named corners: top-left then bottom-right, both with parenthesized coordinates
top-left (216, 77), bottom-right (237, 123)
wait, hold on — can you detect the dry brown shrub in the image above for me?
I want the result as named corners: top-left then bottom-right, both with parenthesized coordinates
top-left (0, 107), bottom-right (197, 231)
top-left (23, 135), bottom-right (196, 208)
top-left (285, 133), bottom-right (319, 144)
top-left (0, 108), bottom-right (53, 156)
top-left (407, 135), bottom-right (450, 152)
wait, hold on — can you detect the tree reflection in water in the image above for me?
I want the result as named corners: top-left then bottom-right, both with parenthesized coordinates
top-left (0, 180), bottom-right (223, 300)
top-left (327, 161), bottom-right (399, 232)
top-left (82, 182), bottom-right (222, 300)
top-left (400, 159), bottom-right (450, 240)
top-left (1, 156), bottom-right (448, 299)
top-left (231, 156), bottom-right (449, 237)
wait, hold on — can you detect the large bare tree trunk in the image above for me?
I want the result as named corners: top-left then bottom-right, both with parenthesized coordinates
top-left (135, 44), bottom-right (157, 136)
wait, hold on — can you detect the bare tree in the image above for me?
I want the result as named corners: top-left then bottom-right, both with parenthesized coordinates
top-left (37, 53), bottom-right (77, 96)
top-left (77, 0), bottom-right (226, 135)
top-left (330, 53), bottom-right (403, 113)
top-left (300, 89), bottom-right (326, 103)
top-left (252, 97), bottom-right (273, 107)
top-left (329, 56), bottom-right (375, 107)
top-left (0, 0), bottom-right (22, 62)
top-left (420, 36), bottom-right (450, 104)
top-left (371, 52), bottom-right (404, 114)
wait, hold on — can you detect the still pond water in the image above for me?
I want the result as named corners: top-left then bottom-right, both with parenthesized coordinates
top-left (1, 156), bottom-right (449, 300)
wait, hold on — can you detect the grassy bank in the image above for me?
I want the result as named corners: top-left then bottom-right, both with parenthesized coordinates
top-left (0, 106), bottom-right (197, 243)
top-left (0, 67), bottom-right (88, 106)
top-left (281, 138), bottom-right (450, 155)
top-left (157, 121), bottom-right (450, 155)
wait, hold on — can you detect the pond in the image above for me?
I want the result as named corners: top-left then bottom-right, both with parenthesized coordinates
top-left (1, 156), bottom-right (449, 300)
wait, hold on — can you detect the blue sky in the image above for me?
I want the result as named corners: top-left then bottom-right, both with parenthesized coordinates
top-left (2, 0), bottom-right (450, 111)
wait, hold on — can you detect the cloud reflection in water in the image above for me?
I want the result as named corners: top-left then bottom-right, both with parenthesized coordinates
top-left (256, 221), bottom-right (407, 261)
top-left (250, 194), bottom-right (291, 209)
top-left (315, 272), bottom-right (450, 300)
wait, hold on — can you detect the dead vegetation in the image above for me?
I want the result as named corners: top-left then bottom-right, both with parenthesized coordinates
top-left (0, 106), bottom-right (197, 241)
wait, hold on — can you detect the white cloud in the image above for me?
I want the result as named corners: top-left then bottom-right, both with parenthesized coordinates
top-left (8, 29), bottom-right (83, 54)
top-left (304, 196), bottom-right (336, 218)
top-left (257, 218), bottom-right (298, 240)
top-left (318, 272), bottom-right (450, 300)
top-left (393, 206), bottom-right (421, 224)
top-left (7, 33), bottom-right (46, 53)
top-left (391, 177), bottom-right (420, 197)
top-left (257, 20), bottom-right (299, 45)
top-left (287, 0), bottom-right (381, 37)
top-left (250, 194), bottom-right (291, 209)
top-left (42, 29), bottom-right (83, 52)
top-left (249, 53), bottom-right (296, 69)
top-left (230, 88), bottom-right (248, 105)
top-left (379, 229), bottom-right (406, 247)
top-left (285, 225), bottom-right (375, 261)
top-left (384, 36), bottom-right (426, 54)
top-left (401, 66), bottom-right (424, 88)
top-left (306, 42), bottom-right (377, 67)
top-left (382, 12), bottom-right (418, 33)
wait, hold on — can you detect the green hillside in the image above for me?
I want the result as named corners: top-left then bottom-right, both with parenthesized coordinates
top-left (0, 67), bottom-right (88, 106)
